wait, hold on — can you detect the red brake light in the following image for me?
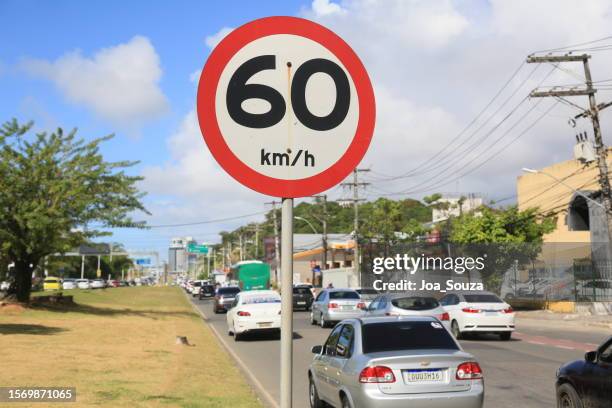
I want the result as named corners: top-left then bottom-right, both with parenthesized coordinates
top-left (462, 307), bottom-right (481, 313)
top-left (237, 311), bottom-right (251, 317)
top-left (328, 302), bottom-right (339, 309)
top-left (439, 312), bottom-right (450, 321)
top-left (502, 307), bottom-right (514, 314)
top-left (359, 366), bottom-right (396, 383)
top-left (357, 302), bottom-right (366, 310)
top-left (456, 362), bottom-right (483, 380)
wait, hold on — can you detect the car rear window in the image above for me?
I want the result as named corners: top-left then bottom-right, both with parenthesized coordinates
top-left (464, 294), bottom-right (502, 303)
top-left (201, 285), bottom-right (214, 292)
top-left (293, 287), bottom-right (312, 295)
top-left (362, 321), bottom-right (458, 354)
top-left (391, 297), bottom-right (439, 311)
top-left (357, 289), bottom-right (379, 295)
top-left (242, 296), bottom-right (281, 304)
top-left (45, 279), bottom-right (58, 283)
top-left (218, 287), bottom-right (240, 295)
top-left (193, 281), bottom-right (202, 287)
top-left (329, 291), bottom-right (360, 300)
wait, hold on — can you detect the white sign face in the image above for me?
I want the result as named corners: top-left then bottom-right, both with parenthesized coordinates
top-left (197, 16), bottom-right (375, 197)
top-left (215, 34), bottom-right (359, 180)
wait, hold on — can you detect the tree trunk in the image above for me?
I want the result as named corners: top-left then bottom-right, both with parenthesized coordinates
top-left (14, 259), bottom-right (33, 303)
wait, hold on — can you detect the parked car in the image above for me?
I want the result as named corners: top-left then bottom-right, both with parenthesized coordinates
top-left (43, 276), bottom-right (61, 291)
top-left (355, 287), bottom-right (379, 308)
top-left (199, 284), bottom-right (215, 300)
top-left (226, 290), bottom-right (281, 341)
top-left (556, 336), bottom-right (612, 407)
top-left (61, 278), bottom-right (78, 290)
top-left (119, 280), bottom-right (129, 287)
top-left (366, 293), bottom-right (451, 332)
top-left (310, 288), bottom-right (366, 328)
top-left (190, 280), bottom-right (206, 297)
top-left (308, 316), bottom-right (484, 408)
top-left (107, 280), bottom-right (120, 288)
top-left (76, 279), bottom-right (91, 289)
top-left (213, 286), bottom-right (241, 313)
top-left (91, 279), bottom-right (106, 289)
top-left (439, 291), bottom-right (515, 340)
top-left (293, 286), bottom-right (314, 310)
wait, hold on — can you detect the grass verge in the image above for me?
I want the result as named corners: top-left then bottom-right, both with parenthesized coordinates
top-left (0, 286), bottom-right (262, 408)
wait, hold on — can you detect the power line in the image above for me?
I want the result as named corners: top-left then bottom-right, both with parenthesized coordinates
top-left (142, 211), bottom-right (268, 228)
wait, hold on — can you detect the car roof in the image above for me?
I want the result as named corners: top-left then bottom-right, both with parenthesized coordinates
top-left (240, 290), bottom-right (279, 297)
top-left (446, 291), bottom-right (497, 296)
top-left (384, 293), bottom-right (437, 299)
top-left (359, 315), bottom-right (437, 325)
top-left (326, 288), bottom-right (358, 292)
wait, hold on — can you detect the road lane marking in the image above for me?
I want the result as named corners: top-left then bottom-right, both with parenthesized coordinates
top-left (185, 293), bottom-right (280, 408)
top-left (514, 331), bottom-right (596, 351)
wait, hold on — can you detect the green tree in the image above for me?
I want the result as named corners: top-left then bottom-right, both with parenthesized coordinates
top-left (449, 206), bottom-right (556, 291)
top-left (0, 120), bottom-right (147, 302)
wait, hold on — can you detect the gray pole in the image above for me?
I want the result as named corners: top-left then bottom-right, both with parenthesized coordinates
top-left (273, 202), bottom-right (281, 284)
top-left (280, 197), bottom-right (293, 408)
top-left (353, 170), bottom-right (360, 285)
top-left (80, 255), bottom-right (85, 279)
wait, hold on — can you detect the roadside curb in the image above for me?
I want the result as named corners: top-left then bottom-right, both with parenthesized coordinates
top-left (184, 292), bottom-right (279, 408)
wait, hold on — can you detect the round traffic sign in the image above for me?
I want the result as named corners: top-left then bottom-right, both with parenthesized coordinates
top-left (197, 16), bottom-right (375, 197)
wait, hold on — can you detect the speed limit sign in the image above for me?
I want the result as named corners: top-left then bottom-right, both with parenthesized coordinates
top-left (197, 16), bottom-right (375, 197)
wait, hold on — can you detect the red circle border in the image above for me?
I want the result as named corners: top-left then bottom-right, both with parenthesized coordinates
top-left (197, 16), bottom-right (376, 198)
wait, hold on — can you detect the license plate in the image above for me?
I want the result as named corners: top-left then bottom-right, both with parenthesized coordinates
top-left (297, 302), bottom-right (306, 305)
top-left (404, 369), bottom-right (444, 383)
top-left (258, 322), bottom-right (273, 328)
top-left (341, 305), bottom-right (353, 310)
top-left (485, 311), bottom-right (498, 316)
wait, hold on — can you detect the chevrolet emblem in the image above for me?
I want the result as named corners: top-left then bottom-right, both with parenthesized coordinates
top-left (420, 361), bottom-right (431, 367)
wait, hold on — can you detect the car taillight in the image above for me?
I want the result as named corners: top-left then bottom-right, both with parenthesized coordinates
top-left (219, 296), bottom-right (224, 302)
top-left (462, 307), bottom-right (481, 313)
top-left (359, 366), bottom-right (396, 383)
top-left (328, 303), bottom-right (338, 309)
top-left (357, 302), bottom-right (366, 310)
top-left (438, 312), bottom-right (450, 321)
top-left (502, 307), bottom-right (514, 314)
top-left (237, 311), bottom-right (251, 317)
top-left (456, 362), bottom-right (483, 380)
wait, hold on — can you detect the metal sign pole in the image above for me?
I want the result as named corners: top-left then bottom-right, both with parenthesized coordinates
top-left (280, 197), bottom-right (293, 408)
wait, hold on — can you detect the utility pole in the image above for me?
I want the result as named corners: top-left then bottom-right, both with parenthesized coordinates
top-left (341, 168), bottom-right (370, 286)
top-left (254, 224), bottom-right (260, 259)
top-left (239, 233), bottom-right (244, 261)
top-left (527, 53), bottom-right (612, 253)
top-left (311, 195), bottom-right (328, 286)
top-left (266, 201), bottom-right (282, 284)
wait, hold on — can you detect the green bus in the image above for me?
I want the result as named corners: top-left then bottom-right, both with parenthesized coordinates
top-left (229, 261), bottom-right (271, 291)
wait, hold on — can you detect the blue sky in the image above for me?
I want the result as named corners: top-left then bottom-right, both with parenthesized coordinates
top-left (2, 0), bottom-right (612, 261)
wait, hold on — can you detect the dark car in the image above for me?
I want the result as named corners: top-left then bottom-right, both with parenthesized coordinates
top-left (213, 286), bottom-right (241, 313)
top-left (199, 284), bottom-right (215, 300)
top-left (292, 286), bottom-right (314, 310)
top-left (556, 336), bottom-right (612, 407)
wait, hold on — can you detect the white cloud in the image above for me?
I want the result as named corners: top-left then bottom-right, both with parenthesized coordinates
top-left (189, 69), bottom-right (201, 83)
top-left (311, 0), bottom-right (345, 17)
top-left (21, 36), bottom-right (168, 132)
top-left (205, 27), bottom-right (234, 49)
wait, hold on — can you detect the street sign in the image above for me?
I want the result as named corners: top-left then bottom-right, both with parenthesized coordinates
top-left (197, 16), bottom-right (375, 198)
top-left (187, 244), bottom-right (208, 254)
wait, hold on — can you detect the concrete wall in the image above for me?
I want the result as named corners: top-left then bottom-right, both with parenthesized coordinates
top-left (322, 267), bottom-right (359, 289)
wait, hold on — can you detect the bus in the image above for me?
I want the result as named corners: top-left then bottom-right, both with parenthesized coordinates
top-left (229, 261), bottom-right (271, 291)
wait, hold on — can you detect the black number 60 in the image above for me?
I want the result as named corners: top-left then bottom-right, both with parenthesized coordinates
top-left (226, 55), bottom-right (350, 131)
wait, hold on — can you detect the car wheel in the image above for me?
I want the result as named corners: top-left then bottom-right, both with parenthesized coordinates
top-left (234, 325), bottom-right (242, 341)
top-left (310, 312), bottom-right (316, 325)
top-left (341, 394), bottom-right (352, 408)
top-left (309, 377), bottom-right (324, 408)
top-left (319, 314), bottom-right (327, 328)
top-left (500, 332), bottom-right (512, 341)
top-left (451, 320), bottom-right (463, 340)
top-left (557, 383), bottom-right (583, 408)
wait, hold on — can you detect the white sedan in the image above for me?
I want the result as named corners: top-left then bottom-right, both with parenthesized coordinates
top-left (76, 279), bottom-right (91, 289)
top-left (226, 290), bottom-right (281, 341)
top-left (62, 279), bottom-right (78, 290)
top-left (440, 291), bottom-right (515, 340)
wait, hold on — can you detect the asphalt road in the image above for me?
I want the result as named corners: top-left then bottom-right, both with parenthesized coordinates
top-left (190, 295), bottom-right (610, 408)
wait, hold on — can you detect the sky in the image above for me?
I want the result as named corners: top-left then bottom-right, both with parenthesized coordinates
top-left (2, 0), bottom-right (612, 261)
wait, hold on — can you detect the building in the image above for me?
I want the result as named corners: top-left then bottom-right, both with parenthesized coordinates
top-left (431, 194), bottom-right (483, 223)
top-left (291, 233), bottom-right (355, 285)
top-left (168, 237), bottom-right (196, 274)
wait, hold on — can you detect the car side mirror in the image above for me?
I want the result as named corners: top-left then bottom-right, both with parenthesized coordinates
top-left (585, 351), bottom-right (597, 363)
top-left (311, 345), bottom-right (323, 354)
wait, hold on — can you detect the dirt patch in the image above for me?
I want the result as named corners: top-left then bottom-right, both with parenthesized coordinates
top-left (0, 302), bottom-right (27, 313)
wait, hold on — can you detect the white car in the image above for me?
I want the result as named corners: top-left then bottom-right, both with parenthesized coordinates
top-left (226, 290), bottom-right (281, 341)
top-left (76, 279), bottom-right (91, 289)
top-left (91, 279), bottom-right (106, 289)
top-left (365, 293), bottom-right (452, 332)
top-left (440, 291), bottom-right (515, 340)
top-left (62, 279), bottom-right (77, 290)
top-left (190, 280), bottom-right (206, 297)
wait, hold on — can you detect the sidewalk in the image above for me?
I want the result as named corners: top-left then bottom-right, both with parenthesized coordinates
top-left (517, 310), bottom-right (612, 331)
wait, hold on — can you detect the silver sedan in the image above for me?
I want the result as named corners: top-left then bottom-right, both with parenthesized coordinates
top-left (310, 288), bottom-right (366, 328)
top-left (308, 316), bottom-right (484, 408)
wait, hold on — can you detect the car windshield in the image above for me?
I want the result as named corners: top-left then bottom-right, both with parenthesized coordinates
top-left (293, 287), bottom-right (312, 295)
top-left (391, 296), bottom-right (439, 310)
top-left (464, 294), bottom-right (502, 303)
top-left (201, 286), bottom-right (214, 292)
top-left (329, 291), bottom-right (360, 300)
top-left (362, 321), bottom-right (458, 354)
top-left (193, 281), bottom-right (202, 287)
top-left (242, 296), bottom-right (280, 304)
top-left (218, 288), bottom-right (240, 295)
